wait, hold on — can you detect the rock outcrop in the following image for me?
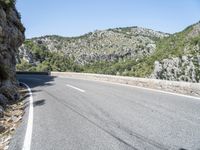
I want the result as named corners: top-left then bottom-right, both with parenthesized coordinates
top-left (151, 55), bottom-right (200, 82)
top-left (0, 1), bottom-right (25, 107)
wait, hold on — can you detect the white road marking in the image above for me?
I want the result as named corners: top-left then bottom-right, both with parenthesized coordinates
top-left (61, 76), bottom-right (200, 100)
top-left (66, 84), bottom-right (85, 93)
top-left (22, 83), bottom-right (33, 150)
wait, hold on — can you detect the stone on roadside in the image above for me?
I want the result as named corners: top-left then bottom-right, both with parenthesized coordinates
top-left (0, 94), bottom-right (8, 107)
top-left (0, 105), bottom-right (4, 118)
top-left (0, 125), bottom-right (5, 133)
top-left (0, 86), bottom-right (19, 102)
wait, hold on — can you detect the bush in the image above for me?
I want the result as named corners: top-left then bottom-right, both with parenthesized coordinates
top-left (0, 0), bottom-right (16, 8)
top-left (16, 60), bottom-right (31, 71)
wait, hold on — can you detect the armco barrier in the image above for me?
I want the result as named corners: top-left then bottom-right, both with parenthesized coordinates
top-left (51, 72), bottom-right (200, 97)
top-left (16, 71), bottom-right (50, 75)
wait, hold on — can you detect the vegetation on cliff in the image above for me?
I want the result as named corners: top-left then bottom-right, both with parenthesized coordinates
top-left (0, 0), bottom-right (16, 8)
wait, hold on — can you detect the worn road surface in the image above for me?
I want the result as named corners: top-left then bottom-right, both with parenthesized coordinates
top-left (9, 75), bottom-right (200, 150)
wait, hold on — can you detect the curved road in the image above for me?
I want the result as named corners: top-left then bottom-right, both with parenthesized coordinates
top-left (9, 75), bottom-right (200, 150)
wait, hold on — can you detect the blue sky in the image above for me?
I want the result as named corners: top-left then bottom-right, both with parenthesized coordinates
top-left (16, 0), bottom-right (200, 38)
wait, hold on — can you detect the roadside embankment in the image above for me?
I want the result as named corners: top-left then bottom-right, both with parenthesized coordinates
top-left (51, 72), bottom-right (200, 97)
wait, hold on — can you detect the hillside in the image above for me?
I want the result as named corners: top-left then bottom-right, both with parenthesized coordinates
top-left (17, 22), bottom-right (200, 82)
top-left (19, 27), bottom-right (168, 64)
top-left (150, 22), bottom-right (200, 82)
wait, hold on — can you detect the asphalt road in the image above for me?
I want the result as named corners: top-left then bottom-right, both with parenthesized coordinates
top-left (9, 75), bottom-right (200, 150)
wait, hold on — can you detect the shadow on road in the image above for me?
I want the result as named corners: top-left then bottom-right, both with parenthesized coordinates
top-left (17, 74), bottom-right (56, 89)
top-left (33, 99), bottom-right (46, 107)
top-left (16, 74), bottom-right (57, 108)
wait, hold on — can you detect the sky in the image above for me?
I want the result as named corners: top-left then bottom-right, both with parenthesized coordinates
top-left (16, 0), bottom-right (200, 38)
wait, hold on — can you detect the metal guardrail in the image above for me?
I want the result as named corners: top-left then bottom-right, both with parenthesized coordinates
top-left (16, 71), bottom-right (51, 75)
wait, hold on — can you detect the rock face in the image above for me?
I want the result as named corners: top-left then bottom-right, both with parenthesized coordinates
top-left (0, 1), bottom-right (25, 106)
top-left (151, 55), bottom-right (200, 82)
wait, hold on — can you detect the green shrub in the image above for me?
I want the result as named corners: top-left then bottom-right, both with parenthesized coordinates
top-left (0, 0), bottom-right (16, 8)
top-left (16, 60), bottom-right (31, 71)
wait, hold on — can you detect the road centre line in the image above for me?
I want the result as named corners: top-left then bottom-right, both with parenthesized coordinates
top-left (66, 84), bottom-right (85, 93)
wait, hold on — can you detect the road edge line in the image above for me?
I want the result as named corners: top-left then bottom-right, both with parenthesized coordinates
top-left (21, 83), bottom-right (33, 150)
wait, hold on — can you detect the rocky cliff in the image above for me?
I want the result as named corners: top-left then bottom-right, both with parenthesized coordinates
top-left (0, 0), bottom-right (25, 107)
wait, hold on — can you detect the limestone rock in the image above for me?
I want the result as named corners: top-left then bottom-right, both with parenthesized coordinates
top-left (150, 55), bottom-right (200, 82)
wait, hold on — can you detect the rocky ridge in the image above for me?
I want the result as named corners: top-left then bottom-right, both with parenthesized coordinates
top-left (19, 27), bottom-right (168, 64)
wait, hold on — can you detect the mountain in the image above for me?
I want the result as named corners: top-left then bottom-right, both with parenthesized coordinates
top-left (17, 22), bottom-right (200, 82)
top-left (17, 27), bottom-right (168, 71)
top-left (18, 27), bottom-right (168, 64)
